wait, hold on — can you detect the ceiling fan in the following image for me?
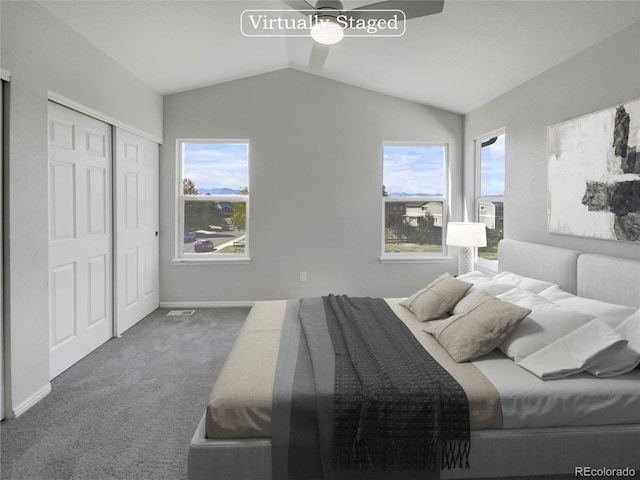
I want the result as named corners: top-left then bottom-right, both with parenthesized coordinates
top-left (284, 0), bottom-right (445, 70)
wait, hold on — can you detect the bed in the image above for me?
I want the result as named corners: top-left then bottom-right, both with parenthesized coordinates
top-left (188, 239), bottom-right (640, 479)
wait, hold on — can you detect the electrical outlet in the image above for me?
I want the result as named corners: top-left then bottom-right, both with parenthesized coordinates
top-left (299, 271), bottom-right (307, 282)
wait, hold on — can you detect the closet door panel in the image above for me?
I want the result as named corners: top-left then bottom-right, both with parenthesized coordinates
top-left (115, 129), bottom-right (159, 335)
top-left (48, 102), bottom-right (113, 379)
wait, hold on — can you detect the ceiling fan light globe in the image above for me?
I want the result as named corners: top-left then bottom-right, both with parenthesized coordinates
top-left (310, 20), bottom-right (344, 45)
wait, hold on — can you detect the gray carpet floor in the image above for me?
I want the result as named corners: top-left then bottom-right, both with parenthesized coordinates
top-left (0, 307), bottom-right (249, 480)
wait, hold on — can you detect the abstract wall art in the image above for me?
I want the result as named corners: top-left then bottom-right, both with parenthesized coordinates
top-left (548, 99), bottom-right (640, 243)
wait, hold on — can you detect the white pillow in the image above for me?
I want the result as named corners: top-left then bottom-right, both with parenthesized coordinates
top-left (537, 284), bottom-right (574, 302)
top-left (588, 310), bottom-right (640, 377)
top-left (455, 271), bottom-right (491, 283)
top-left (492, 271), bottom-right (557, 294)
top-left (496, 288), bottom-right (594, 362)
top-left (452, 280), bottom-right (516, 314)
top-left (516, 319), bottom-right (628, 380)
top-left (539, 285), bottom-right (637, 327)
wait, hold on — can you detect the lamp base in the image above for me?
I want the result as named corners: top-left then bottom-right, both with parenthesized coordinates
top-left (457, 247), bottom-right (474, 276)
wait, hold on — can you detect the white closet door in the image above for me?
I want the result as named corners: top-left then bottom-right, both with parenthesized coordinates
top-left (48, 102), bottom-right (113, 379)
top-left (115, 128), bottom-right (159, 336)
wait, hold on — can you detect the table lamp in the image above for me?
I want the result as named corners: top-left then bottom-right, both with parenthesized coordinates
top-left (446, 222), bottom-right (487, 275)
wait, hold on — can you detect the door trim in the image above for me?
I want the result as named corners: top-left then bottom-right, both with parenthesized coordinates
top-left (1, 77), bottom-right (5, 419)
top-left (48, 91), bottom-right (162, 145)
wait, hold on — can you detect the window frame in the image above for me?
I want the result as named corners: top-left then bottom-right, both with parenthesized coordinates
top-left (474, 128), bottom-right (505, 273)
top-left (173, 139), bottom-right (250, 265)
top-left (380, 141), bottom-right (451, 264)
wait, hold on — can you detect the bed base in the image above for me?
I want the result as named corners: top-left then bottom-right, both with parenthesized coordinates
top-left (188, 413), bottom-right (640, 479)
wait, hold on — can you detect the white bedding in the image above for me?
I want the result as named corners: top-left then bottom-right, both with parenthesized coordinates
top-left (452, 270), bottom-right (640, 429)
top-left (473, 350), bottom-right (640, 429)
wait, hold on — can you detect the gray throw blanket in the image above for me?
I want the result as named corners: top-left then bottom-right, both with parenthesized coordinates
top-left (323, 295), bottom-right (470, 472)
top-left (272, 296), bottom-right (471, 480)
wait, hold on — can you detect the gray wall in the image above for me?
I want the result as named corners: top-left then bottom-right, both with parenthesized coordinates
top-left (464, 22), bottom-right (640, 261)
top-left (160, 69), bottom-right (463, 304)
top-left (1, 1), bottom-right (162, 415)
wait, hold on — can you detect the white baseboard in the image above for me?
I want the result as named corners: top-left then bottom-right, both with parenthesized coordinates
top-left (12, 382), bottom-right (52, 418)
top-left (159, 301), bottom-right (255, 309)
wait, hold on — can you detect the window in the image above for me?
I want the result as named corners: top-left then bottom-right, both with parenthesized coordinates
top-left (382, 143), bottom-right (448, 260)
top-left (176, 140), bottom-right (249, 262)
top-left (475, 131), bottom-right (505, 267)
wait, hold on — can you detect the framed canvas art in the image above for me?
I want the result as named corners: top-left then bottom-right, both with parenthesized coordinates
top-left (548, 99), bottom-right (640, 243)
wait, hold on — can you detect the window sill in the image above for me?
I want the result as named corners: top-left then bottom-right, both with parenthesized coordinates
top-left (380, 255), bottom-right (453, 264)
top-left (172, 257), bottom-right (251, 266)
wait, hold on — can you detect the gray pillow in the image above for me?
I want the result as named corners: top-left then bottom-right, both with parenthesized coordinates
top-left (424, 291), bottom-right (531, 363)
top-left (401, 272), bottom-right (472, 322)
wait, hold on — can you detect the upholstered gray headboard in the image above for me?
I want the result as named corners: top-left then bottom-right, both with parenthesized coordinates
top-left (498, 239), bottom-right (640, 308)
top-left (498, 239), bottom-right (581, 294)
top-left (577, 254), bottom-right (640, 308)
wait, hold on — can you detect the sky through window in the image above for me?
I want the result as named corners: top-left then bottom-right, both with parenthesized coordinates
top-left (480, 134), bottom-right (505, 197)
top-left (182, 142), bottom-right (248, 192)
top-left (383, 144), bottom-right (445, 196)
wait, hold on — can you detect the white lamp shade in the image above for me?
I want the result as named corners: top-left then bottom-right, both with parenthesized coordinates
top-left (446, 222), bottom-right (487, 247)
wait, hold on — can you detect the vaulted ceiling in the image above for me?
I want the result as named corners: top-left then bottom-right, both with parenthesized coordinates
top-left (39, 0), bottom-right (640, 113)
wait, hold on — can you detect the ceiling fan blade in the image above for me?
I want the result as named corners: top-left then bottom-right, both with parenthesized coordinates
top-left (309, 42), bottom-right (331, 71)
top-left (282, 0), bottom-right (316, 12)
top-left (350, 0), bottom-right (444, 21)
